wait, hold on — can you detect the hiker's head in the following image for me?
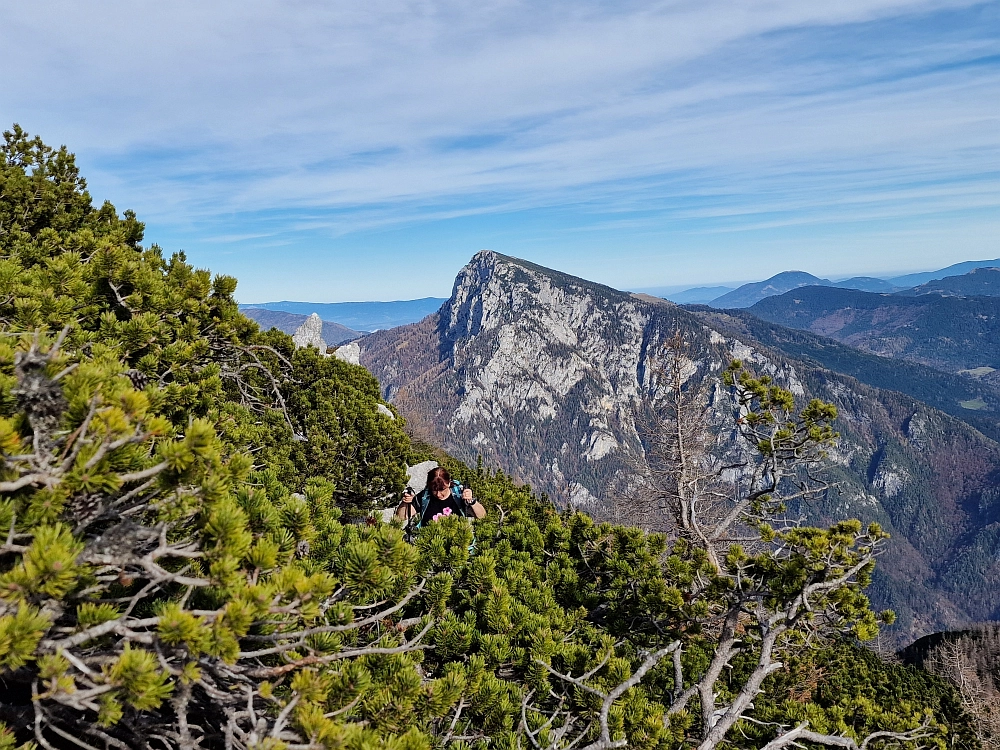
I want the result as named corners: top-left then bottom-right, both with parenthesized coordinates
top-left (426, 467), bottom-right (452, 499)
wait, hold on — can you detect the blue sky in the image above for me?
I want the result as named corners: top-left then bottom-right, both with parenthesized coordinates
top-left (2, 0), bottom-right (998, 301)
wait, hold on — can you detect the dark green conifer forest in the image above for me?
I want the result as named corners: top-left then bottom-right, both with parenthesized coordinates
top-left (0, 126), bottom-right (981, 750)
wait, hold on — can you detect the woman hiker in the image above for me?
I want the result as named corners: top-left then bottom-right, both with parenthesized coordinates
top-left (395, 466), bottom-right (486, 527)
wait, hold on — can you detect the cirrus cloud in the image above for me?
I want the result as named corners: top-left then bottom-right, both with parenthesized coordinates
top-left (1, 0), bottom-right (997, 300)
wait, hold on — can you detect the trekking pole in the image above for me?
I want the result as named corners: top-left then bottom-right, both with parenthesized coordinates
top-left (402, 486), bottom-right (416, 543)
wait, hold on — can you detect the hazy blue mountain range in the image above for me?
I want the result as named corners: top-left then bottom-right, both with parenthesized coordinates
top-left (708, 273), bottom-right (905, 308)
top-left (241, 307), bottom-right (360, 344)
top-left (887, 258), bottom-right (1000, 289)
top-left (357, 251), bottom-right (1000, 644)
top-left (899, 267), bottom-right (1000, 298)
top-left (746, 286), bottom-right (1000, 379)
top-left (657, 258), bottom-right (1000, 308)
top-left (832, 276), bottom-right (900, 292)
top-left (710, 271), bottom-right (832, 307)
top-left (239, 298), bottom-right (447, 331)
top-left (662, 285), bottom-right (735, 304)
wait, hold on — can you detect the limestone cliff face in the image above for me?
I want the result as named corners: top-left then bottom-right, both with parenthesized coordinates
top-left (445, 252), bottom-right (655, 504)
top-left (364, 251), bottom-right (732, 507)
top-left (358, 251), bottom-right (1000, 643)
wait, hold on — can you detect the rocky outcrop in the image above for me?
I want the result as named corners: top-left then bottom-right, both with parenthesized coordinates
top-left (292, 313), bottom-right (328, 352)
top-left (334, 342), bottom-right (361, 365)
top-left (357, 251), bottom-right (1000, 644)
top-left (361, 251), bottom-right (720, 509)
top-left (406, 461), bottom-right (438, 494)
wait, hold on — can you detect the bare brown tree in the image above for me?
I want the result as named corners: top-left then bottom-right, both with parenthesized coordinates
top-left (625, 334), bottom-right (837, 573)
top-left (921, 629), bottom-right (1000, 749)
top-left (622, 332), bottom-right (728, 547)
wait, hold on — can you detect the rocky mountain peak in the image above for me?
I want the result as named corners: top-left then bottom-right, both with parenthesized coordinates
top-left (444, 251), bottom-right (635, 342)
top-left (365, 253), bottom-right (727, 508)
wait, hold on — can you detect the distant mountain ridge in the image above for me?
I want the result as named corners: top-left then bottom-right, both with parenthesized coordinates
top-left (886, 258), bottom-right (1000, 289)
top-left (832, 276), bottom-right (900, 292)
top-left (900, 266), bottom-right (1000, 298)
top-left (357, 251), bottom-right (1000, 643)
top-left (660, 258), bottom-right (1000, 308)
top-left (240, 298), bottom-right (447, 331)
top-left (705, 272), bottom-right (902, 308)
top-left (662, 285), bottom-right (735, 304)
top-left (710, 271), bottom-right (830, 308)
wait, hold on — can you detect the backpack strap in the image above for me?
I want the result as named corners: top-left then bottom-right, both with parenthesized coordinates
top-left (415, 489), bottom-right (432, 528)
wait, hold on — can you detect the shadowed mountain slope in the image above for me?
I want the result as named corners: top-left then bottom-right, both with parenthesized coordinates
top-left (687, 307), bottom-right (1000, 441)
top-left (833, 276), bottom-right (900, 292)
top-left (710, 271), bottom-right (830, 308)
top-left (746, 286), bottom-right (1000, 380)
top-left (900, 267), bottom-right (1000, 298)
top-left (358, 251), bottom-right (1000, 644)
top-left (900, 623), bottom-right (1000, 670)
top-left (705, 271), bottom-right (898, 307)
top-left (888, 258), bottom-right (1000, 288)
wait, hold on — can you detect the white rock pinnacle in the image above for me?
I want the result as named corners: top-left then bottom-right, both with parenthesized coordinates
top-left (292, 313), bottom-right (328, 352)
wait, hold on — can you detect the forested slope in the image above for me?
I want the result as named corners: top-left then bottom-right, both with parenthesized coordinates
top-left (688, 307), bottom-right (1000, 441)
top-left (901, 267), bottom-right (1000, 298)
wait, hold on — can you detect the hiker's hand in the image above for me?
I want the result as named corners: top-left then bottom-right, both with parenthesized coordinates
top-left (462, 488), bottom-right (474, 504)
top-left (402, 488), bottom-right (415, 503)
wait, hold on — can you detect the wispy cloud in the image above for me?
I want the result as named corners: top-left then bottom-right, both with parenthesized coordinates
top-left (1, 0), bottom-right (997, 299)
